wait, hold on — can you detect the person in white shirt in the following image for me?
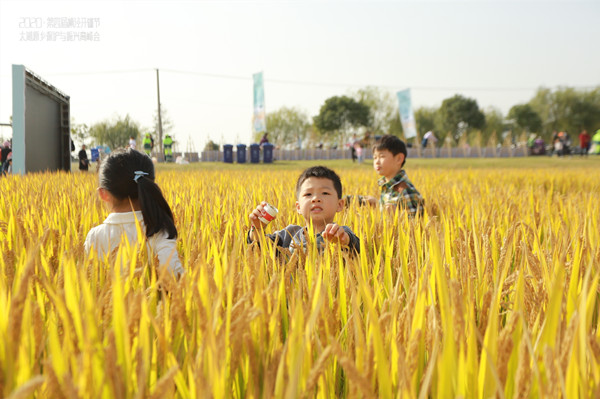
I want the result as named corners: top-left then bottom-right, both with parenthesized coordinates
top-left (128, 136), bottom-right (137, 150)
top-left (422, 131), bottom-right (437, 148)
top-left (84, 148), bottom-right (184, 278)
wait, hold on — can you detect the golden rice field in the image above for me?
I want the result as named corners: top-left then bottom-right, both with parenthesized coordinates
top-left (1, 160), bottom-right (599, 398)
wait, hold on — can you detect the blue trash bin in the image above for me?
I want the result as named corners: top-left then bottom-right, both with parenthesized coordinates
top-left (263, 143), bottom-right (274, 163)
top-left (236, 144), bottom-right (246, 163)
top-left (223, 144), bottom-right (233, 163)
top-left (249, 144), bottom-right (260, 163)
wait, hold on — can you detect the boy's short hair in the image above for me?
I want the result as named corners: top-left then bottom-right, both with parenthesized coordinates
top-left (373, 135), bottom-right (407, 167)
top-left (295, 166), bottom-right (343, 199)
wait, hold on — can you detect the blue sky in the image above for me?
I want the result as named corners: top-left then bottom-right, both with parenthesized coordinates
top-left (1, 0), bottom-right (598, 150)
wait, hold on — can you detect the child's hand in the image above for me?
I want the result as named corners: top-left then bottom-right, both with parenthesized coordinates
top-left (322, 223), bottom-right (350, 246)
top-left (248, 202), bottom-right (269, 230)
top-left (365, 196), bottom-right (378, 207)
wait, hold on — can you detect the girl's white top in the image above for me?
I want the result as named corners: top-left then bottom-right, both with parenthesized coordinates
top-left (84, 210), bottom-right (184, 278)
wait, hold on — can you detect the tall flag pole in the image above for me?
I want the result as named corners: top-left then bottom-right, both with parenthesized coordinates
top-left (253, 72), bottom-right (266, 135)
top-left (396, 89), bottom-right (417, 139)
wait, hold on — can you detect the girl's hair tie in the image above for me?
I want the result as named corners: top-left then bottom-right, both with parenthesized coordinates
top-left (133, 170), bottom-right (149, 183)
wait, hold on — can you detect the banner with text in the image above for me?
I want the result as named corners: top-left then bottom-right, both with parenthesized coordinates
top-left (253, 72), bottom-right (266, 134)
top-left (396, 89), bottom-right (417, 139)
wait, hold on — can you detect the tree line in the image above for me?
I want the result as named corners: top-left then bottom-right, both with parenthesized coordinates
top-left (258, 86), bottom-right (600, 148)
top-left (71, 106), bottom-right (174, 151)
top-left (72, 86), bottom-right (600, 151)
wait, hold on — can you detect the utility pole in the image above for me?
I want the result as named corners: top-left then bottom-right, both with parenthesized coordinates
top-left (156, 68), bottom-right (164, 156)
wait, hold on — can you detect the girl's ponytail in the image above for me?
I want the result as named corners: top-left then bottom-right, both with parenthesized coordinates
top-left (136, 176), bottom-right (177, 239)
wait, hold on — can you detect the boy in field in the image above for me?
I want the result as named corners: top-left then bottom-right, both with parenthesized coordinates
top-left (248, 166), bottom-right (360, 254)
top-left (353, 135), bottom-right (424, 217)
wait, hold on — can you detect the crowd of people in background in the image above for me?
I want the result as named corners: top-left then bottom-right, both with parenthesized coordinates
top-left (414, 128), bottom-right (600, 158)
top-left (547, 129), bottom-right (600, 157)
top-left (124, 134), bottom-right (176, 162)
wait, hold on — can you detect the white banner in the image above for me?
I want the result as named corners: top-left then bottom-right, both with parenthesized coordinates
top-left (253, 72), bottom-right (266, 134)
top-left (396, 89), bottom-right (417, 139)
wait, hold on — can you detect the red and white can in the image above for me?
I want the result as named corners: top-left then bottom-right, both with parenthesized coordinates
top-left (258, 203), bottom-right (278, 224)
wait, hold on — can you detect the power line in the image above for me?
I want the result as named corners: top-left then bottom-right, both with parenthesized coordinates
top-left (162, 69), bottom-right (550, 91)
top-left (42, 68), bottom-right (598, 92)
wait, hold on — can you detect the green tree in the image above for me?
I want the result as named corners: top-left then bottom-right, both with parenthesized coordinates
top-left (414, 107), bottom-right (438, 137)
top-left (387, 114), bottom-right (405, 141)
top-left (71, 120), bottom-right (90, 147)
top-left (257, 107), bottom-right (311, 148)
top-left (313, 95), bottom-right (370, 145)
top-left (482, 107), bottom-right (506, 145)
top-left (527, 87), bottom-right (553, 138)
top-left (528, 86), bottom-right (600, 140)
top-left (352, 86), bottom-right (399, 136)
top-left (89, 121), bottom-right (110, 147)
top-left (570, 95), bottom-right (600, 132)
top-left (507, 104), bottom-right (542, 134)
top-left (89, 114), bottom-right (142, 150)
top-left (438, 94), bottom-right (485, 142)
top-left (203, 140), bottom-right (219, 151)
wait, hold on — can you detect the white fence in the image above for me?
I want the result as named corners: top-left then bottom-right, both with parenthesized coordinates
top-left (198, 145), bottom-right (530, 162)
